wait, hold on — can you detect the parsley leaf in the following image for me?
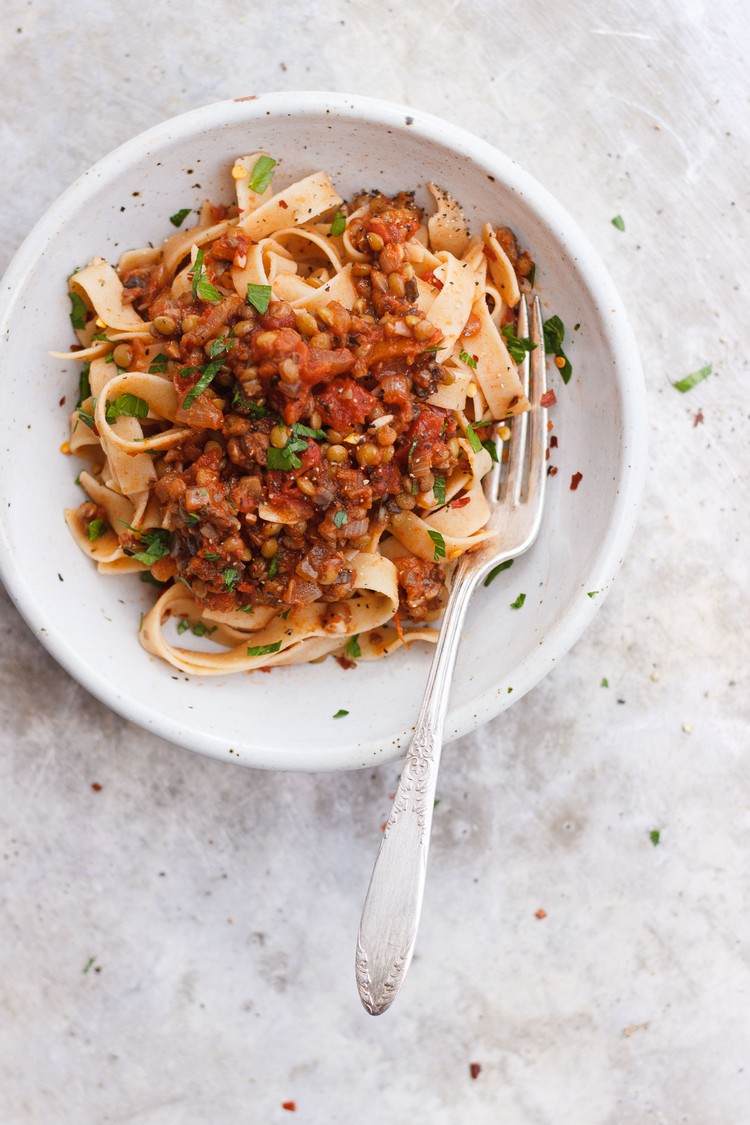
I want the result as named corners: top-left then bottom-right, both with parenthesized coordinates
top-left (105, 393), bottom-right (149, 423)
top-left (587, 590), bottom-right (599, 598)
top-left (86, 518), bottom-right (106, 541)
top-left (191, 248), bottom-right (222, 304)
top-left (482, 438), bottom-right (499, 462)
top-left (649, 828), bottom-right (660, 847)
top-left (76, 409), bottom-right (95, 429)
top-left (148, 353), bottom-right (169, 374)
top-left (611, 214), bottom-right (625, 231)
top-left (76, 363), bottom-right (92, 407)
top-left (247, 640), bottom-right (282, 657)
top-left (333, 708), bottom-right (349, 719)
top-left (458, 349), bottom-right (477, 369)
top-left (206, 336), bottom-right (235, 359)
top-left (672, 364), bottom-right (712, 393)
top-left (191, 621), bottom-right (216, 637)
top-left (465, 423), bottom-right (483, 453)
top-left (510, 592), bottom-right (526, 609)
top-left (132, 528), bottom-right (171, 567)
top-left (69, 291), bottom-right (88, 330)
top-left (222, 567), bottom-right (239, 591)
top-left (333, 510), bottom-right (348, 528)
top-left (267, 555), bottom-right (279, 579)
top-left (501, 324), bottom-right (537, 365)
top-left (169, 208), bottom-right (192, 228)
top-left (344, 635), bottom-right (361, 659)
top-left (181, 359), bottom-right (223, 410)
top-left (267, 436), bottom-right (308, 471)
top-left (248, 155), bottom-right (277, 194)
top-left (177, 618), bottom-right (190, 635)
top-left (292, 422), bottom-right (327, 441)
top-left (600, 677), bottom-right (609, 688)
top-left (203, 552), bottom-right (221, 561)
top-left (483, 558), bottom-right (513, 587)
top-left (246, 282), bottom-right (273, 314)
top-left (139, 571), bottom-right (166, 587)
top-left (433, 475), bottom-right (446, 506)
top-left (543, 316), bottom-right (573, 384)
top-left (330, 210), bottom-right (346, 236)
top-left (428, 529), bottom-right (446, 561)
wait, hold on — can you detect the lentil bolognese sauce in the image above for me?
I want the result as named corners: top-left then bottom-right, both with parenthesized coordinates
top-left (58, 155), bottom-right (534, 674)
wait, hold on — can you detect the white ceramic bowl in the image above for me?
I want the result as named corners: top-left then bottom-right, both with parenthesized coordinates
top-left (0, 92), bottom-right (645, 771)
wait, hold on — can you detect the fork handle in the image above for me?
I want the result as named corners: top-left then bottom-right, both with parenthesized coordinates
top-left (355, 559), bottom-right (477, 1015)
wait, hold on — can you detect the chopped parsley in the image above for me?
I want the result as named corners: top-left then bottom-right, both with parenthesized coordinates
top-left (132, 528), bottom-right (171, 567)
top-left (292, 422), bottom-right (327, 441)
top-left (105, 393), bottom-right (148, 423)
top-left (178, 618), bottom-right (217, 637)
top-left (333, 708), bottom-right (349, 719)
top-left (458, 349), bottom-right (477, 369)
top-left (77, 363), bottom-right (92, 407)
top-left (330, 210), bottom-right (347, 236)
top-left (69, 291), bottom-right (88, 330)
top-left (483, 558), bottom-right (513, 586)
top-left (428, 529), bottom-right (446, 561)
top-left (86, 518), bottom-right (106, 541)
top-left (433, 475), bottom-right (446, 506)
top-left (465, 423), bottom-right (483, 453)
top-left (267, 555), bottom-right (279, 578)
top-left (611, 214), bottom-right (625, 231)
top-left (600, 677), bottom-right (609, 688)
top-left (148, 353), bottom-right (169, 374)
top-left (587, 590), bottom-right (599, 598)
top-left (181, 359), bottom-right (223, 410)
top-left (510, 592), bottom-right (526, 609)
top-left (344, 635), bottom-right (361, 659)
top-left (169, 208), bottom-right (192, 228)
top-left (267, 435), bottom-right (308, 471)
top-left (247, 640), bottom-right (282, 657)
top-left (177, 618), bottom-right (190, 635)
top-left (333, 510), bottom-right (348, 528)
top-left (206, 335), bottom-right (235, 359)
top-left (203, 552), bottom-right (221, 561)
top-left (501, 324), bottom-right (537, 365)
top-left (672, 364), bottom-right (712, 393)
top-left (76, 409), bottom-right (95, 429)
top-left (191, 248), bottom-right (222, 304)
top-left (649, 829), bottom-right (661, 847)
top-left (542, 315), bottom-right (573, 384)
top-left (248, 155), bottom-right (277, 194)
top-left (222, 567), bottom-right (239, 591)
top-left (482, 438), bottom-right (498, 462)
top-left (246, 282), bottom-right (273, 314)
top-left (231, 385), bottom-right (267, 417)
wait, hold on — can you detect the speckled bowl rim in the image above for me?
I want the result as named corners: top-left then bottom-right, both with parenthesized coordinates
top-left (0, 91), bottom-right (646, 771)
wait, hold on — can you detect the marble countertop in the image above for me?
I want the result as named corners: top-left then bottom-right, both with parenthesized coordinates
top-left (1, 1), bottom-right (747, 1121)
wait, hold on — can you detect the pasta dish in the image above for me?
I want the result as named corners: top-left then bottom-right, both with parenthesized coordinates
top-left (58, 155), bottom-right (535, 674)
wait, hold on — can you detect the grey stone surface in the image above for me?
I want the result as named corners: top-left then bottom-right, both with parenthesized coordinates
top-left (0, 0), bottom-right (748, 1121)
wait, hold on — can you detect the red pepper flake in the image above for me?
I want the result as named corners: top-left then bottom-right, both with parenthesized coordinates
top-left (550, 435), bottom-right (558, 448)
top-left (570, 471), bottom-right (583, 491)
top-left (281, 1101), bottom-right (297, 1112)
top-left (469, 1062), bottom-right (482, 1080)
top-left (90, 782), bottom-right (102, 792)
top-left (278, 200), bottom-right (289, 209)
top-left (58, 395), bottom-right (67, 407)
top-left (422, 270), bottom-right (444, 291)
top-left (540, 389), bottom-right (557, 407)
top-left (547, 465), bottom-right (558, 477)
top-left (692, 409), bottom-right (704, 427)
top-left (535, 907), bottom-right (547, 919)
top-left (449, 495), bottom-right (471, 509)
top-left (335, 655), bottom-right (355, 670)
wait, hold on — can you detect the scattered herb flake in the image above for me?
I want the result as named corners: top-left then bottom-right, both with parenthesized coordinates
top-left (330, 210), bottom-right (347, 236)
top-left (177, 618), bottom-right (190, 635)
top-left (333, 510), bottom-right (348, 528)
top-left (222, 567), bottom-right (238, 591)
top-left (649, 829), bottom-right (661, 847)
top-left (458, 349), bottom-right (477, 369)
top-left (148, 353), bottom-right (169, 374)
top-left (248, 155), bottom-right (277, 194)
top-left (543, 315), bottom-right (573, 384)
top-left (267, 554), bottom-right (279, 578)
top-left (344, 635), bottom-right (361, 659)
top-left (333, 708), bottom-right (349, 719)
top-left (191, 248), bottom-right (222, 304)
top-left (69, 291), bottom-right (88, 330)
top-left (501, 324), bottom-right (537, 364)
top-left (76, 409), bottom-right (95, 429)
top-left (433, 475), bottom-right (446, 506)
top-left (76, 363), bottom-right (92, 407)
top-left (82, 956), bottom-right (96, 974)
top-left (465, 423), bottom-right (483, 453)
top-left (587, 590), bottom-right (599, 598)
top-left (672, 364), bottom-right (712, 394)
top-left (86, 518), bottom-right (106, 541)
top-left (246, 282), bottom-right (273, 314)
top-left (139, 571), bottom-right (167, 587)
top-left (132, 528), bottom-right (171, 567)
top-left (601, 677), bottom-right (609, 688)
top-left (169, 208), bottom-right (192, 228)
top-left (482, 438), bottom-right (498, 462)
top-left (267, 436), bottom-right (307, 471)
top-left (483, 558), bottom-right (513, 587)
top-left (510, 592), bottom-right (526, 609)
top-left (247, 640), bottom-right (282, 657)
top-left (206, 335), bottom-right (235, 359)
top-left (181, 359), bottom-right (223, 410)
top-left (428, 529), bottom-right (446, 561)
top-left (611, 214), bottom-right (625, 231)
top-left (105, 393), bottom-right (149, 423)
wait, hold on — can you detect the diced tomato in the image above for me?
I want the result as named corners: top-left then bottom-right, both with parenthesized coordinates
top-left (316, 378), bottom-right (377, 432)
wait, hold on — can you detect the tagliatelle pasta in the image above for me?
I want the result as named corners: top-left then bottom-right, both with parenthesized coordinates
top-left (59, 156), bottom-right (536, 676)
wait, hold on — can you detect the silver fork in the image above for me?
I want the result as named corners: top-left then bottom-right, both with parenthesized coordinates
top-left (355, 294), bottom-right (548, 1015)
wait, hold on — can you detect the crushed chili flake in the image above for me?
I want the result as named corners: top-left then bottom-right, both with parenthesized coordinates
top-left (547, 465), bottom-right (558, 477)
top-left (570, 471), bottom-right (583, 491)
top-left (692, 409), bottom-right (704, 427)
top-left (281, 1101), bottom-right (297, 1112)
top-left (335, 655), bottom-right (355, 670)
top-left (90, 782), bottom-right (102, 792)
top-left (59, 395), bottom-right (67, 406)
top-left (449, 495), bottom-right (471, 509)
top-left (278, 200), bottom-right (289, 209)
top-left (469, 1062), bottom-right (482, 1080)
top-left (535, 907), bottom-right (547, 919)
top-left (550, 435), bottom-right (558, 448)
top-left (540, 389), bottom-right (557, 407)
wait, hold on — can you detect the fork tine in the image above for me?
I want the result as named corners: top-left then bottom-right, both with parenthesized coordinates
top-left (525, 295), bottom-right (548, 506)
top-left (503, 295), bottom-right (530, 506)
